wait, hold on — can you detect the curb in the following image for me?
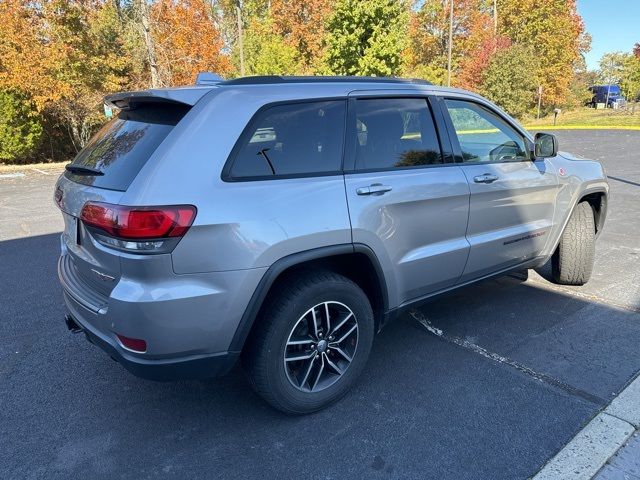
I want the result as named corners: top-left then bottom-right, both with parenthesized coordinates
top-left (0, 161), bottom-right (66, 174)
top-left (524, 125), bottom-right (640, 131)
top-left (532, 375), bottom-right (640, 479)
top-left (606, 377), bottom-right (640, 429)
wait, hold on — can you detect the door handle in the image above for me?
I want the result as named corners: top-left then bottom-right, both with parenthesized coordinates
top-left (356, 184), bottom-right (393, 196)
top-left (473, 173), bottom-right (499, 184)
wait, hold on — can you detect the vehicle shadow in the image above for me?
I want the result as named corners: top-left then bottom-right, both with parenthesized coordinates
top-left (3, 232), bottom-right (640, 479)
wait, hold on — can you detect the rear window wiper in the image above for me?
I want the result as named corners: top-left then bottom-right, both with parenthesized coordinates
top-left (65, 164), bottom-right (104, 176)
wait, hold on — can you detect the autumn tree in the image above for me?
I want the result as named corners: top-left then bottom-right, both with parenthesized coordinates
top-left (151, 0), bottom-right (233, 86)
top-left (0, 0), bottom-right (134, 155)
top-left (404, 0), bottom-right (494, 86)
top-left (634, 43), bottom-right (640, 59)
top-left (600, 51), bottom-right (640, 103)
top-left (457, 34), bottom-right (511, 91)
top-left (479, 44), bottom-right (538, 118)
top-left (43, 0), bottom-right (135, 150)
top-left (270, 0), bottom-right (335, 72)
top-left (623, 56), bottom-right (640, 102)
top-left (496, 0), bottom-right (588, 108)
top-left (216, 0), bottom-right (270, 71)
top-left (599, 52), bottom-right (627, 85)
top-left (324, 0), bottom-right (410, 76)
top-left (0, 0), bottom-right (65, 109)
top-left (240, 16), bottom-right (300, 75)
top-left (0, 0), bottom-right (604, 163)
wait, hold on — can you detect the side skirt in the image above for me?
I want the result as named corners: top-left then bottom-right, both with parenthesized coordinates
top-left (380, 256), bottom-right (547, 328)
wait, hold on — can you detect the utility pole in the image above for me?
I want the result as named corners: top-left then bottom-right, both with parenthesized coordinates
top-left (537, 85), bottom-right (543, 119)
top-left (447, 0), bottom-right (453, 87)
top-left (605, 60), bottom-right (613, 108)
top-left (236, 6), bottom-right (245, 76)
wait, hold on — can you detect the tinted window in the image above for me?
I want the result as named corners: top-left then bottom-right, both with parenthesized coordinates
top-left (445, 99), bottom-right (528, 163)
top-left (353, 98), bottom-right (442, 170)
top-left (65, 103), bottom-right (189, 191)
top-left (230, 101), bottom-right (346, 178)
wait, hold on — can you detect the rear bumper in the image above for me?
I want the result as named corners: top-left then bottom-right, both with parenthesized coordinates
top-left (57, 251), bottom-right (266, 380)
top-left (64, 305), bottom-right (239, 381)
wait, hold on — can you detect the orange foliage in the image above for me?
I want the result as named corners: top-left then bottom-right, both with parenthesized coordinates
top-left (496, 0), bottom-right (588, 107)
top-left (457, 35), bottom-right (511, 91)
top-left (151, 0), bottom-right (233, 85)
top-left (404, 0), bottom-right (494, 81)
top-left (0, 0), bottom-right (67, 109)
top-left (270, 0), bottom-right (335, 71)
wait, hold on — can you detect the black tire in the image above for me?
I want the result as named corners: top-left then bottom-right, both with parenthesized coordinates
top-left (552, 201), bottom-right (595, 285)
top-left (242, 270), bottom-right (374, 414)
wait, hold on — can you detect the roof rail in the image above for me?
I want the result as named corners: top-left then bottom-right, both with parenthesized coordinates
top-left (195, 72), bottom-right (224, 85)
top-left (221, 75), bottom-right (432, 86)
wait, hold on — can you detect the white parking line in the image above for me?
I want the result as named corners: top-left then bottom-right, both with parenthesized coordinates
top-left (30, 168), bottom-right (50, 175)
top-left (0, 172), bottom-right (25, 179)
top-left (410, 309), bottom-right (605, 405)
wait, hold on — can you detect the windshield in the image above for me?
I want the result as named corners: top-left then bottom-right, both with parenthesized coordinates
top-left (65, 103), bottom-right (189, 191)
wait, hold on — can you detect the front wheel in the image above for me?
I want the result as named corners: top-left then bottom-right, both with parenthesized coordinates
top-left (242, 270), bottom-right (374, 414)
top-left (551, 201), bottom-right (595, 285)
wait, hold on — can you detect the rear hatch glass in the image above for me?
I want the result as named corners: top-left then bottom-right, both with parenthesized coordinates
top-left (64, 103), bottom-right (190, 191)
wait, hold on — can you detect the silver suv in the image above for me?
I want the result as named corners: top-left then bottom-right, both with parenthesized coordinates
top-left (55, 76), bottom-right (609, 413)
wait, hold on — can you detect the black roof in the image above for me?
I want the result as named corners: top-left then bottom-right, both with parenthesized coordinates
top-left (221, 75), bottom-right (432, 86)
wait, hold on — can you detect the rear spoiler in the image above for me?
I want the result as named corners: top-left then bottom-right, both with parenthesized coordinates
top-left (104, 87), bottom-right (215, 110)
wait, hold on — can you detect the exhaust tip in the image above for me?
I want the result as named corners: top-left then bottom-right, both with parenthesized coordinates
top-left (65, 315), bottom-right (83, 333)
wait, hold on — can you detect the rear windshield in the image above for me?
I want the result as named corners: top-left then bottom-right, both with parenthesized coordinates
top-left (64, 103), bottom-right (189, 191)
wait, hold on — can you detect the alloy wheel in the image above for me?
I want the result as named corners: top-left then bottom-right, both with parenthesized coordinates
top-left (283, 301), bottom-right (358, 393)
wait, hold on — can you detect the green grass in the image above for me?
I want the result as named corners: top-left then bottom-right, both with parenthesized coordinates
top-left (524, 105), bottom-right (640, 129)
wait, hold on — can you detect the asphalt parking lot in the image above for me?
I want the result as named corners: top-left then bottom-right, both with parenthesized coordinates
top-left (1, 130), bottom-right (639, 479)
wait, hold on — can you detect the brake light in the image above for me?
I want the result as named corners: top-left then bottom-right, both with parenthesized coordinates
top-left (80, 202), bottom-right (196, 254)
top-left (80, 202), bottom-right (196, 239)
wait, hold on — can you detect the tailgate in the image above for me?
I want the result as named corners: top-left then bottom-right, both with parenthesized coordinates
top-left (56, 176), bottom-right (124, 299)
top-left (56, 100), bottom-right (191, 301)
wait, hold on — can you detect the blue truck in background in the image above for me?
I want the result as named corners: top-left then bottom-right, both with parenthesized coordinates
top-left (588, 85), bottom-right (626, 108)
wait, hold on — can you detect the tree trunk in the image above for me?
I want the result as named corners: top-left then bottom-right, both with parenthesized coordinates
top-left (135, 0), bottom-right (162, 88)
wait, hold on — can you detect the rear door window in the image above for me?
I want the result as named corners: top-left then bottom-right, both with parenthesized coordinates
top-left (353, 98), bottom-right (443, 170)
top-left (65, 103), bottom-right (189, 191)
top-left (228, 100), bottom-right (346, 179)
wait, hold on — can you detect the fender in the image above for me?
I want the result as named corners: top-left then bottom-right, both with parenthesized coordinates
top-left (228, 243), bottom-right (389, 352)
top-left (545, 186), bottom-right (608, 261)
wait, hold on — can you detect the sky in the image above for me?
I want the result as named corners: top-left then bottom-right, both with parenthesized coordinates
top-left (577, 0), bottom-right (640, 71)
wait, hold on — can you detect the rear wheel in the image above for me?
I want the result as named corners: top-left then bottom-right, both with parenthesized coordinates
top-left (552, 201), bottom-right (595, 285)
top-left (242, 270), bottom-right (374, 414)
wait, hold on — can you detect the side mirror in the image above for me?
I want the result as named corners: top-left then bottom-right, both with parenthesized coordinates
top-left (534, 132), bottom-right (558, 158)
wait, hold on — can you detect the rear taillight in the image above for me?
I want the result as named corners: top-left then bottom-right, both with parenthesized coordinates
top-left (80, 202), bottom-right (196, 254)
